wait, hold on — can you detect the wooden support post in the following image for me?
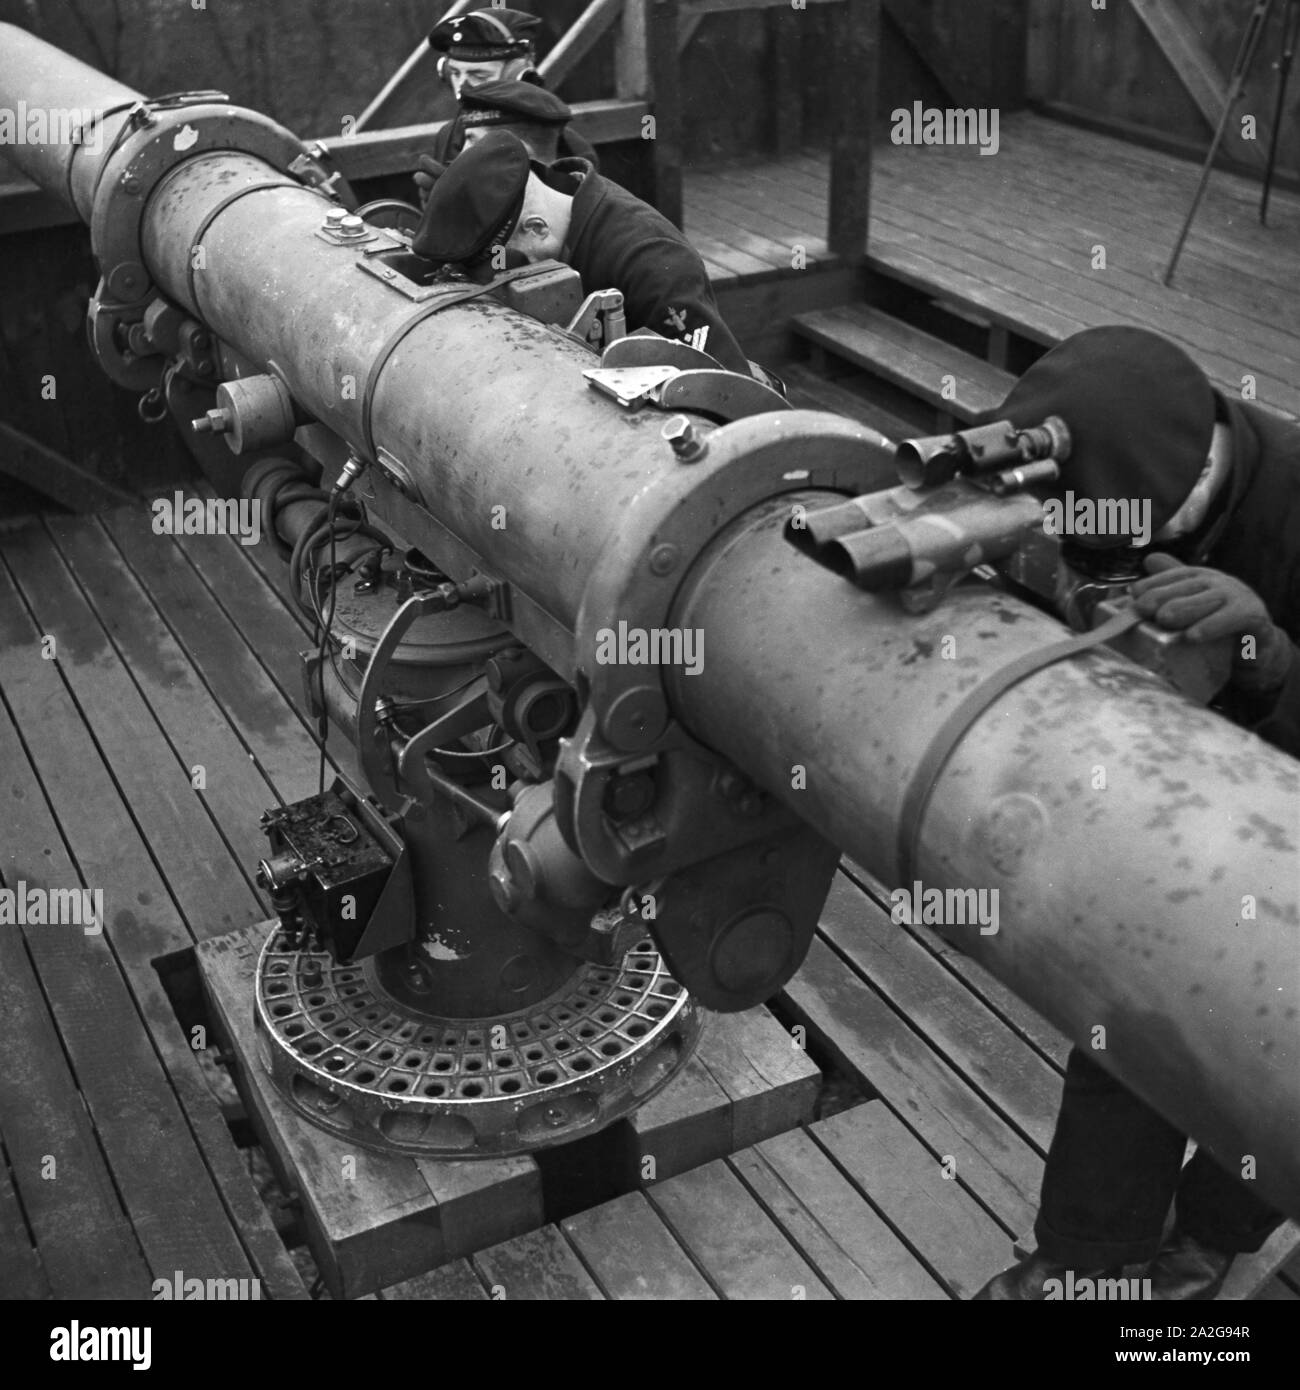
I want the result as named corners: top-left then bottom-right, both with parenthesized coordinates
top-left (0, 420), bottom-right (133, 512)
top-left (646, 0), bottom-right (684, 228)
top-left (767, 4), bottom-right (804, 158)
top-left (827, 0), bottom-right (877, 259)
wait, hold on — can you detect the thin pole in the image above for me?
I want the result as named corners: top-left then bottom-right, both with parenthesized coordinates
top-left (1163, 0), bottom-right (1275, 285)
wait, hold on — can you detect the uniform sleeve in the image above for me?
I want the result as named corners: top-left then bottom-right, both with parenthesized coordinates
top-left (615, 234), bottom-right (751, 375)
top-left (1223, 637), bottom-right (1300, 758)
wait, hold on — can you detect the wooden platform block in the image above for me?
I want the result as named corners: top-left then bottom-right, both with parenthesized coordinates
top-left (472, 1225), bottom-right (605, 1301)
top-left (197, 922), bottom-right (543, 1301)
top-left (620, 1005), bottom-right (819, 1184)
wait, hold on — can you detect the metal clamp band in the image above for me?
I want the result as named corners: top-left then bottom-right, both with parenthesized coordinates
top-left (896, 605), bottom-right (1144, 886)
top-left (357, 264), bottom-right (541, 463)
top-left (185, 177), bottom-right (299, 313)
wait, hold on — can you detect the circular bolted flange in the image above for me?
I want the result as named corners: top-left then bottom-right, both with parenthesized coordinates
top-left (254, 929), bottom-right (703, 1157)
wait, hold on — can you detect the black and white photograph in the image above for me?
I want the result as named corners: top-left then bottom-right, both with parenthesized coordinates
top-left (0, 0), bottom-right (1296, 1356)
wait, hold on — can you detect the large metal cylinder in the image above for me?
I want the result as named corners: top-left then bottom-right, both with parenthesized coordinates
top-left (4, 22), bottom-right (1297, 1211)
top-left (668, 497), bottom-right (1300, 1213)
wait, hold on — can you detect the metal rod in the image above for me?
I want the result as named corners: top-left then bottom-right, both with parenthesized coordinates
top-left (1163, 0), bottom-right (1275, 285)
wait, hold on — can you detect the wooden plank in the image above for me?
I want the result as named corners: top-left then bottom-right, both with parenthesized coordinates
top-left (734, 1121), bottom-right (950, 1299)
top-left (781, 935), bottom-right (1041, 1233)
top-left (682, 0), bottom-right (836, 14)
top-left (380, 1258), bottom-right (488, 1300)
top-left (539, 0), bottom-right (626, 90)
top-left (472, 1225), bottom-right (606, 1300)
top-left (5, 519), bottom-right (308, 1298)
top-left (198, 921), bottom-right (544, 1300)
top-left (617, 0), bottom-right (650, 98)
top-left (1128, 0), bottom-right (1267, 168)
top-left (101, 505), bottom-right (334, 806)
top-left (0, 1127), bottom-right (51, 1300)
top-left (562, 1190), bottom-right (718, 1298)
top-left (0, 553), bottom-right (262, 1286)
top-left (646, 1157), bottom-right (835, 1299)
top-left (0, 419), bottom-right (133, 513)
top-left (792, 304), bottom-right (1015, 421)
top-left (811, 1103), bottom-right (1014, 1300)
top-left (0, 925), bottom-right (150, 1298)
top-left (827, 0), bottom-right (877, 257)
top-left (1258, 1276), bottom-right (1300, 1299)
top-left (840, 860), bottom-right (1071, 1070)
top-left (47, 513), bottom-right (297, 872)
top-left (817, 873), bottom-right (1063, 1153)
top-left (647, 0), bottom-right (684, 227)
top-left (20, 519), bottom-right (267, 938)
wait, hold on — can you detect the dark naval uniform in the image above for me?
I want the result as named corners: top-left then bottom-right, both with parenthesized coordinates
top-left (551, 157), bottom-right (748, 374)
top-left (979, 326), bottom-right (1292, 1296)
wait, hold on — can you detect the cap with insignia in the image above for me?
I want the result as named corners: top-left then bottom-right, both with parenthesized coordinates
top-left (428, 8), bottom-right (541, 60)
top-left (412, 128), bottom-right (533, 263)
top-left (993, 326), bottom-right (1217, 547)
top-left (459, 79), bottom-right (571, 129)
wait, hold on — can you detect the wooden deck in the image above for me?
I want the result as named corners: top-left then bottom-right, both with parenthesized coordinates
top-left (686, 110), bottom-right (1300, 420)
top-left (1, 504), bottom-right (1297, 1300)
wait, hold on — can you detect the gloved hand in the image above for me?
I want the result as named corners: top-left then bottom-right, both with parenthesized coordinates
top-left (1131, 553), bottom-right (1294, 690)
top-left (413, 155), bottom-right (447, 209)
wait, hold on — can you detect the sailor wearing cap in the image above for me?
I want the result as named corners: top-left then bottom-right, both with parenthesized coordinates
top-left (427, 7), bottom-right (542, 98)
top-left (412, 129), bottom-right (752, 377)
top-left (973, 325), bottom-right (1296, 1302)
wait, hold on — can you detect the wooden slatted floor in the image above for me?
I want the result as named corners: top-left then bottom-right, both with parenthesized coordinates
top-left (686, 110), bottom-right (1300, 419)
top-left (3, 504), bottom-right (1296, 1300)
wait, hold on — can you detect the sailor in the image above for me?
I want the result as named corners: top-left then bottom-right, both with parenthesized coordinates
top-left (424, 8), bottom-right (598, 167)
top-left (974, 325), bottom-right (1296, 1301)
top-left (414, 82), bottom-right (588, 208)
top-left (412, 129), bottom-right (753, 377)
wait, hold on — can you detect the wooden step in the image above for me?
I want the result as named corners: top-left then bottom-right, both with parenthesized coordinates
top-left (781, 363), bottom-right (920, 446)
top-left (791, 304), bottom-right (1016, 424)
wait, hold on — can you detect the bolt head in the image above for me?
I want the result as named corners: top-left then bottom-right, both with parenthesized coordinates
top-left (649, 543), bottom-right (680, 576)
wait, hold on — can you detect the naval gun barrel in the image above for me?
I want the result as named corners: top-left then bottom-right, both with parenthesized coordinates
top-left (2, 24), bottom-right (1297, 1214)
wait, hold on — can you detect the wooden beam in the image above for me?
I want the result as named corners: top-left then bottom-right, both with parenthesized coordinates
top-left (319, 101), bottom-right (650, 181)
top-left (351, 0), bottom-right (473, 134)
top-left (1128, 0), bottom-right (1268, 169)
top-left (1025, 0), bottom-right (1060, 104)
top-left (617, 0), bottom-right (650, 98)
top-left (828, 0), bottom-right (878, 259)
top-left (767, 4), bottom-right (804, 158)
top-left (539, 0), bottom-right (625, 90)
top-left (0, 420), bottom-right (134, 512)
top-left (647, 0), bottom-right (684, 228)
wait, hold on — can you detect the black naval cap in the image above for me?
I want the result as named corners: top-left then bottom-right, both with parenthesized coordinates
top-left (993, 325), bottom-right (1218, 547)
top-left (412, 128), bottom-right (532, 263)
top-left (460, 79), bottom-right (571, 128)
top-left (428, 8), bottom-right (541, 59)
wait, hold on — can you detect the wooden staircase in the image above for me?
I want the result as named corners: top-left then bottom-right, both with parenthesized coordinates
top-left (784, 300), bottom-right (1019, 443)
